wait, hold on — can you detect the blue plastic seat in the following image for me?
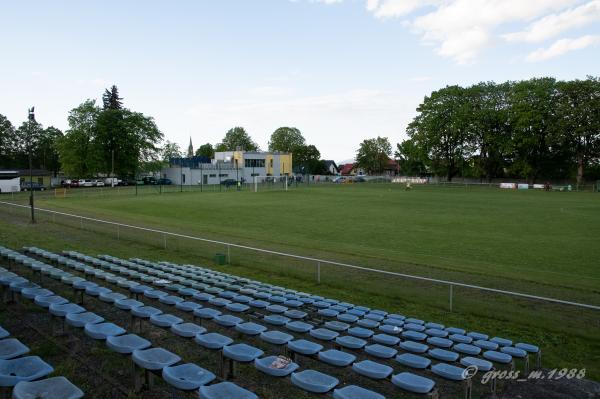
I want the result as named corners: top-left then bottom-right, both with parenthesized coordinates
top-left (209, 297), bottom-right (232, 308)
top-left (454, 343), bottom-right (481, 356)
top-left (49, 303), bottom-right (85, 317)
top-left (425, 328), bottom-right (448, 338)
top-left (467, 331), bottom-right (488, 340)
top-left (232, 295), bottom-right (252, 304)
top-left (391, 372), bottom-right (435, 394)
top-left (474, 340), bottom-right (498, 351)
top-left (34, 295), bottom-right (68, 308)
top-left (516, 342), bottom-right (539, 353)
top-left (175, 301), bottom-right (201, 313)
top-left (214, 314), bottom-right (243, 327)
top-left (195, 333), bottom-right (233, 349)
top-left (318, 308), bottom-right (339, 318)
top-left (347, 309), bottom-right (365, 317)
top-left (333, 385), bottom-right (385, 399)
top-left (387, 313), bottom-right (405, 320)
top-left (372, 334), bottom-right (400, 346)
top-left (12, 376), bottom-right (84, 399)
top-left (501, 346), bottom-right (528, 358)
top-left (483, 350), bottom-right (513, 364)
top-left (130, 284), bottom-right (152, 295)
top-left (379, 324), bottom-right (402, 335)
top-left (0, 327), bottom-right (8, 339)
top-left (193, 307), bottom-right (222, 320)
top-left (223, 344), bottom-right (264, 363)
top-left (285, 321), bottom-right (313, 333)
top-left (21, 287), bottom-right (53, 300)
top-left (364, 313), bottom-right (384, 322)
top-left (248, 299), bottom-right (270, 308)
top-left (198, 381), bottom-right (257, 399)
top-left (254, 355), bottom-right (299, 377)
top-left (399, 340), bottom-right (428, 354)
top-left (226, 303), bottom-right (250, 313)
top-left (325, 321), bottom-right (350, 332)
top-left (284, 299), bottom-right (303, 308)
top-left (402, 330), bottom-right (427, 341)
top-left (171, 323), bottom-right (206, 338)
top-left (405, 318), bottom-right (424, 325)
top-left (449, 334), bottom-right (472, 344)
top-left (131, 306), bottom-right (163, 319)
top-left (284, 309), bottom-right (307, 319)
top-left (427, 337), bottom-right (453, 348)
top-left (425, 322), bottom-right (444, 330)
top-left (132, 347), bottom-right (181, 370)
top-left (85, 286), bottom-right (111, 297)
top-left (428, 348), bottom-right (459, 362)
top-left (84, 322), bottom-right (126, 340)
top-left (106, 334), bottom-right (151, 354)
top-left (383, 318), bottom-right (404, 327)
top-left (347, 327), bottom-right (373, 339)
top-left (150, 313), bottom-right (183, 328)
top-left (235, 322), bottom-right (267, 336)
top-left (460, 356), bottom-right (493, 372)
top-left (162, 363), bottom-right (215, 390)
top-left (269, 295), bottom-right (286, 303)
top-left (144, 289), bottom-right (169, 299)
top-left (352, 360), bottom-right (393, 379)
top-left (291, 369), bottom-right (339, 393)
top-left (337, 313), bottom-right (359, 323)
top-left (115, 298), bottom-right (144, 311)
top-left (365, 344), bottom-right (397, 359)
top-left (318, 349), bottom-right (356, 367)
top-left (159, 295), bottom-right (184, 305)
top-left (287, 339), bottom-right (323, 356)
top-left (193, 292), bottom-right (215, 302)
top-left (65, 312), bottom-right (104, 328)
top-left (260, 330), bottom-right (293, 345)
top-left (310, 328), bottom-right (339, 341)
top-left (335, 335), bottom-right (367, 350)
top-left (99, 291), bottom-right (128, 303)
top-left (313, 301), bottom-right (331, 309)
top-left (266, 304), bottom-right (288, 314)
top-left (395, 353), bottom-right (431, 369)
top-left (357, 319), bottom-right (379, 329)
top-left (431, 363), bottom-right (467, 381)
top-left (445, 327), bottom-right (466, 335)
top-left (491, 337), bottom-right (513, 347)
top-left (0, 356), bottom-right (53, 387)
top-left (404, 323), bottom-right (426, 332)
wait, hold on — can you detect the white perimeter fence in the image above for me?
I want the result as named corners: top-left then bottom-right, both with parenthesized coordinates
top-left (1, 200), bottom-right (598, 313)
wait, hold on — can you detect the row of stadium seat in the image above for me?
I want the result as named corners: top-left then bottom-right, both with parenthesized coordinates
top-left (16, 247), bottom-right (447, 398)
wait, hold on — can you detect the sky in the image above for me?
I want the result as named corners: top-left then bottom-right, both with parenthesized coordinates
top-left (1, 0), bottom-right (599, 163)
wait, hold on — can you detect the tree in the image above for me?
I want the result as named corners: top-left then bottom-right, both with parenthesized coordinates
top-left (161, 141), bottom-right (182, 163)
top-left (216, 127), bottom-right (259, 151)
top-left (294, 144), bottom-right (322, 174)
top-left (407, 86), bottom-right (472, 181)
top-left (57, 100), bottom-right (102, 177)
top-left (556, 77), bottom-right (600, 184)
top-left (195, 143), bottom-right (215, 159)
top-left (356, 136), bottom-right (392, 174)
top-left (37, 126), bottom-right (63, 175)
top-left (102, 85), bottom-right (123, 109)
top-left (0, 114), bottom-right (15, 168)
top-left (395, 139), bottom-right (428, 176)
top-left (119, 110), bottom-right (163, 176)
top-left (13, 119), bottom-right (45, 169)
top-left (268, 127), bottom-right (306, 153)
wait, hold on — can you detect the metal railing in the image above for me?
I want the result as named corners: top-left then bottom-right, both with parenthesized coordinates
top-left (1, 199), bottom-right (598, 312)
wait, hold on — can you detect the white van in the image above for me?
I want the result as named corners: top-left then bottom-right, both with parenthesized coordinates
top-left (0, 171), bottom-right (21, 193)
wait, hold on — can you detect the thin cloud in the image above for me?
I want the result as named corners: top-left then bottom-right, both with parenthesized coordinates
top-left (526, 34), bottom-right (600, 61)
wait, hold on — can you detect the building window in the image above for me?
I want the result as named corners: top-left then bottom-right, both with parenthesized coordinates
top-left (245, 159), bottom-right (265, 168)
top-left (182, 174), bottom-right (186, 183)
top-left (209, 174), bottom-right (216, 178)
top-left (219, 174), bottom-right (228, 177)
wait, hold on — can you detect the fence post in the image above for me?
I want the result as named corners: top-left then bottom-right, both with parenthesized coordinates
top-left (317, 262), bottom-right (321, 284)
top-left (449, 284), bottom-right (453, 312)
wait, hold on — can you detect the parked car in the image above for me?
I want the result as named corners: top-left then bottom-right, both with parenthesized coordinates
top-left (333, 177), bottom-right (347, 183)
top-left (157, 178), bottom-right (172, 185)
top-left (21, 182), bottom-right (46, 191)
top-left (69, 179), bottom-right (79, 188)
top-left (104, 177), bottom-right (122, 186)
top-left (353, 176), bottom-right (366, 183)
top-left (79, 179), bottom-right (94, 187)
top-left (221, 179), bottom-right (237, 187)
top-left (142, 176), bottom-right (158, 185)
top-left (95, 180), bottom-right (105, 187)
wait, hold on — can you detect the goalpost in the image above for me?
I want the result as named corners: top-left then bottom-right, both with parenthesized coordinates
top-left (245, 175), bottom-right (291, 193)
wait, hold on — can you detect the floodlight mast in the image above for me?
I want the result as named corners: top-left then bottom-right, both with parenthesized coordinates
top-left (28, 107), bottom-right (35, 224)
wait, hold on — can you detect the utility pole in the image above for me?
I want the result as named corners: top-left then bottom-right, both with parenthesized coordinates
top-left (28, 107), bottom-right (35, 224)
top-left (111, 149), bottom-right (115, 187)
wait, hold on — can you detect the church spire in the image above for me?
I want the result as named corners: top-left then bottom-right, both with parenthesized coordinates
top-left (187, 137), bottom-right (194, 158)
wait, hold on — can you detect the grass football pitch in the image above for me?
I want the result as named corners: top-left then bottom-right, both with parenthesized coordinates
top-left (1, 183), bottom-right (599, 379)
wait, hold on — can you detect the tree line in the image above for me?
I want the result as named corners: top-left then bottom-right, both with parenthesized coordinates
top-left (398, 77), bottom-right (600, 183)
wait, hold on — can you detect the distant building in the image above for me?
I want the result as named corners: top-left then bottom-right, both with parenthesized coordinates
top-left (338, 160), bottom-right (398, 176)
top-left (322, 160), bottom-right (339, 175)
top-left (187, 137), bottom-right (194, 158)
top-left (162, 151), bottom-right (292, 185)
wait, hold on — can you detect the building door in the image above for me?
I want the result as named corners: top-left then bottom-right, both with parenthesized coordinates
top-left (203, 175), bottom-right (208, 184)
